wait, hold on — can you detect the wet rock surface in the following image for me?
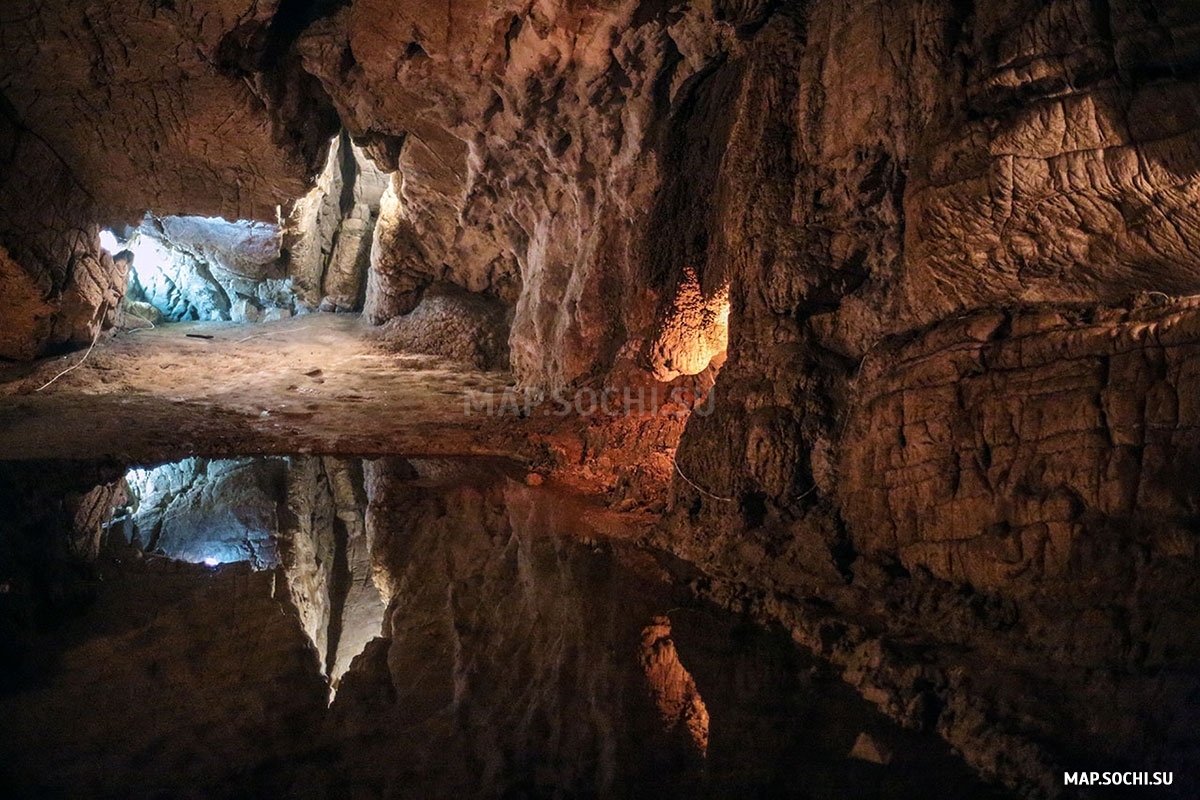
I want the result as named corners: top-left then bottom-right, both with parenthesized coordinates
top-left (2, 0), bottom-right (1200, 796)
top-left (0, 558), bottom-right (331, 799)
top-left (0, 457), bottom-right (1008, 799)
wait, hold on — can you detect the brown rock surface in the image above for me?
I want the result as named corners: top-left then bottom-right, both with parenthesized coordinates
top-left (0, 559), bottom-right (331, 798)
top-left (4, 0), bottom-right (1200, 796)
top-left (0, 106), bottom-right (125, 359)
top-left (0, 460), bottom-right (1005, 798)
top-left (296, 0), bottom-right (744, 388)
top-left (374, 282), bottom-right (512, 370)
top-left (0, 0), bottom-right (335, 221)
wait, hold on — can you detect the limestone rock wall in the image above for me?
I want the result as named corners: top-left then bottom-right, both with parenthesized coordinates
top-left (277, 455), bottom-right (384, 685)
top-left (0, 0), bottom-right (336, 222)
top-left (651, 1), bottom-right (1200, 792)
top-left (297, 0), bottom-right (742, 388)
top-left (284, 130), bottom-right (390, 312)
top-left (124, 457), bottom-right (286, 567)
top-left (119, 215), bottom-right (297, 322)
top-left (6, 0), bottom-right (1200, 794)
top-left (840, 301), bottom-right (1200, 592)
top-left (0, 104), bottom-right (125, 359)
top-left (0, 0), bottom-right (342, 357)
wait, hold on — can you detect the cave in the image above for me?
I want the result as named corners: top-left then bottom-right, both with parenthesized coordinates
top-left (1, 1), bottom-right (1198, 798)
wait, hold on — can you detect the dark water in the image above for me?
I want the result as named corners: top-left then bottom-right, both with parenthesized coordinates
top-left (0, 456), bottom-right (1009, 799)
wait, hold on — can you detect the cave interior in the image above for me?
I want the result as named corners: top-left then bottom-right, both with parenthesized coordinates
top-left (2, 0), bottom-right (1200, 798)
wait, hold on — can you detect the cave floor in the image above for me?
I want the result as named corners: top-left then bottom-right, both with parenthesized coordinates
top-left (0, 314), bottom-right (529, 463)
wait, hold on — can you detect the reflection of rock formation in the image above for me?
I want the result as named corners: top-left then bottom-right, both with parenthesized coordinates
top-left (323, 457), bottom-right (689, 798)
top-left (117, 455), bottom-right (388, 686)
top-left (125, 458), bottom-right (285, 567)
top-left (1, 457), bottom-right (1003, 799)
top-left (0, 561), bottom-right (330, 799)
top-left (319, 459), bottom-right (1000, 799)
top-left (638, 615), bottom-right (710, 761)
top-left (64, 481), bottom-right (126, 561)
top-left (276, 456), bottom-right (385, 686)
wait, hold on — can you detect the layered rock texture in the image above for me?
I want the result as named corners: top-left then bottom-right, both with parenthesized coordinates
top-left (117, 215), bottom-right (296, 322)
top-left (123, 457), bottom-right (286, 567)
top-left (0, 0), bottom-right (341, 357)
top-left (284, 130), bottom-right (390, 312)
top-left (114, 144), bottom-right (388, 323)
top-left (0, 103), bottom-right (125, 358)
top-left (4, 0), bottom-right (1200, 797)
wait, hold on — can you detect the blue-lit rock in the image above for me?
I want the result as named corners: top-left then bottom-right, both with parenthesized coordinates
top-left (124, 458), bottom-right (285, 569)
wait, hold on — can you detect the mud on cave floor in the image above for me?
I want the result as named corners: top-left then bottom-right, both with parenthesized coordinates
top-left (0, 455), bottom-right (1009, 799)
top-left (0, 314), bottom-right (525, 463)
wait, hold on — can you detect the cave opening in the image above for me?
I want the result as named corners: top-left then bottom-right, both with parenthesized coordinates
top-left (4, 0), bottom-right (1200, 797)
top-left (0, 454), bottom-right (1005, 798)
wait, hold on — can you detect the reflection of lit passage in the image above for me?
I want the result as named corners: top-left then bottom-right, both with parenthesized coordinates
top-left (119, 457), bottom-right (284, 568)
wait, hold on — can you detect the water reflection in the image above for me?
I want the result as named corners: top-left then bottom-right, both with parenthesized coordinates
top-left (0, 456), bottom-right (1009, 799)
top-left (118, 455), bottom-right (385, 685)
top-left (122, 457), bottom-right (286, 568)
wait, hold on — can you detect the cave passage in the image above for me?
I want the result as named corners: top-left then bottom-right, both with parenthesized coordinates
top-left (0, 454), bottom-right (1006, 799)
top-left (101, 217), bottom-right (304, 327)
top-left (0, 311), bottom-right (522, 463)
top-left (9, 0), bottom-right (1200, 795)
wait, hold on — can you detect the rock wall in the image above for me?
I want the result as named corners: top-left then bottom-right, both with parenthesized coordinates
top-left (118, 215), bottom-right (296, 322)
top-left (284, 130), bottom-right (390, 312)
top-left (649, 1), bottom-right (1200, 793)
top-left (0, 0), bottom-right (335, 222)
top-left (374, 282), bottom-right (513, 370)
top-left (0, 103), bottom-right (125, 359)
top-left (0, 0), bottom-right (343, 356)
top-left (276, 455), bottom-right (384, 684)
top-left (297, 0), bottom-right (741, 388)
top-left (114, 145), bottom-right (388, 324)
top-left (124, 457), bottom-right (286, 567)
